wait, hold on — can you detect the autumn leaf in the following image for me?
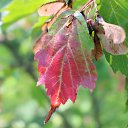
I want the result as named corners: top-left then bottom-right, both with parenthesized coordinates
top-left (41, 5), bottom-right (71, 31)
top-left (34, 11), bottom-right (97, 124)
top-left (38, 0), bottom-right (73, 17)
top-left (97, 16), bottom-right (128, 55)
top-left (87, 19), bottom-right (103, 60)
top-left (98, 33), bottom-right (128, 55)
top-left (38, 1), bottom-right (65, 16)
top-left (92, 33), bottom-right (103, 61)
top-left (88, 17), bottom-right (128, 55)
top-left (97, 17), bottom-right (126, 44)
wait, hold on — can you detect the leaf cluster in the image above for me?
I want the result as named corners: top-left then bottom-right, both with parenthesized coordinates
top-left (33, 0), bottom-right (128, 123)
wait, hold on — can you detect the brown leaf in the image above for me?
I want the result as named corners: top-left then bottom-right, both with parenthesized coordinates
top-left (33, 2), bottom-right (71, 54)
top-left (38, 1), bottom-right (65, 16)
top-left (41, 5), bottom-right (71, 30)
top-left (89, 18), bottom-right (128, 55)
top-left (92, 33), bottom-right (103, 61)
top-left (98, 17), bottom-right (126, 44)
top-left (97, 33), bottom-right (128, 55)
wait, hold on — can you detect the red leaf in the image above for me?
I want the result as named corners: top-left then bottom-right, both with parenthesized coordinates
top-left (34, 16), bottom-right (97, 123)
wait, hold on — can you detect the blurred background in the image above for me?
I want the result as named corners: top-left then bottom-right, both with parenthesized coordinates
top-left (0, 0), bottom-right (128, 128)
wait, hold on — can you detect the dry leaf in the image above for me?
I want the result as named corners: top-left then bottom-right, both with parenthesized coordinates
top-left (97, 17), bottom-right (126, 44)
top-left (38, 1), bottom-right (65, 16)
top-left (92, 33), bottom-right (103, 60)
top-left (89, 17), bottom-right (128, 55)
top-left (97, 33), bottom-right (128, 55)
top-left (41, 5), bottom-right (71, 30)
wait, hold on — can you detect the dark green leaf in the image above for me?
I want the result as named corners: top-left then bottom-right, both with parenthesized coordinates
top-left (105, 51), bottom-right (128, 76)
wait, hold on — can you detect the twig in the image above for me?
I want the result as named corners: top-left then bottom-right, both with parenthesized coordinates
top-left (78, 0), bottom-right (93, 12)
top-left (93, 0), bottom-right (98, 13)
top-left (90, 92), bottom-right (102, 128)
top-left (2, 37), bottom-right (37, 80)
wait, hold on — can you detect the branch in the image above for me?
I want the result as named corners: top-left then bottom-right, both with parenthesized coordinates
top-left (94, 0), bottom-right (98, 12)
top-left (78, 0), bottom-right (93, 12)
top-left (3, 39), bottom-right (37, 80)
top-left (90, 92), bottom-right (102, 128)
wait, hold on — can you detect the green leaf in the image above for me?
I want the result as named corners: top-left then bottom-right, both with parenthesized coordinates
top-left (105, 51), bottom-right (128, 77)
top-left (1, 0), bottom-right (53, 29)
top-left (74, 11), bottom-right (94, 50)
top-left (100, 0), bottom-right (128, 77)
top-left (48, 10), bottom-right (74, 34)
top-left (73, 0), bottom-right (88, 9)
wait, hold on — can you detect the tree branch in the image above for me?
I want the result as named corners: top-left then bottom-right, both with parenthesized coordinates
top-left (78, 0), bottom-right (93, 12)
top-left (90, 92), bottom-right (102, 128)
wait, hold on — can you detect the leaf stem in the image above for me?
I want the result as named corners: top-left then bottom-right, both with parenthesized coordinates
top-left (44, 105), bottom-right (57, 124)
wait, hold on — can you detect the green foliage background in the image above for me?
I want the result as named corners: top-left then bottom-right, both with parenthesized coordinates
top-left (0, 0), bottom-right (128, 128)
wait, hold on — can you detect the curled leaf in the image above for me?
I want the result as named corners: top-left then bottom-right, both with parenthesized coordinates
top-left (41, 5), bottom-right (71, 30)
top-left (89, 18), bottom-right (128, 55)
top-left (97, 16), bottom-right (126, 44)
top-left (98, 33), bottom-right (128, 55)
top-left (38, 2), bottom-right (65, 16)
top-left (92, 33), bottom-right (103, 61)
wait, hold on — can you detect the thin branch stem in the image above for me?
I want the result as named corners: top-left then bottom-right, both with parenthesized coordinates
top-left (2, 37), bottom-right (37, 80)
top-left (78, 0), bottom-right (93, 12)
top-left (90, 92), bottom-right (102, 128)
top-left (94, 0), bottom-right (98, 13)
